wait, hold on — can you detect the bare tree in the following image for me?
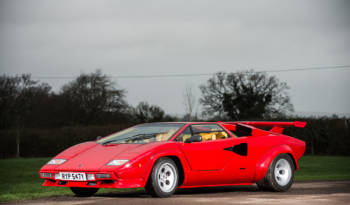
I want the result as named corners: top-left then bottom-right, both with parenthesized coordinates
top-left (200, 70), bottom-right (293, 120)
top-left (0, 74), bottom-right (51, 157)
top-left (134, 101), bottom-right (165, 122)
top-left (183, 83), bottom-right (197, 121)
top-left (60, 70), bottom-right (128, 124)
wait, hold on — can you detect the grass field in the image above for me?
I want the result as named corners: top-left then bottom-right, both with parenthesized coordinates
top-left (0, 158), bottom-right (135, 202)
top-left (295, 156), bottom-right (350, 181)
top-left (0, 156), bottom-right (350, 202)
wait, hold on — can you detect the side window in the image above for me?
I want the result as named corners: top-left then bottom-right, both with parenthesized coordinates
top-left (191, 124), bottom-right (229, 142)
top-left (174, 127), bottom-right (192, 142)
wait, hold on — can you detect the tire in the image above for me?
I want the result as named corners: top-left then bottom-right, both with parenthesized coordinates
top-left (145, 157), bottom-right (179, 197)
top-left (257, 154), bottom-right (295, 192)
top-left (70, 187), bottom-right (99, 197)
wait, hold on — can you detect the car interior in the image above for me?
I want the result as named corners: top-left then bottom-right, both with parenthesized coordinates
top-left (155, 129), bottom-right (177, 142)
top-left (175, 124), bottom-right (231, 142)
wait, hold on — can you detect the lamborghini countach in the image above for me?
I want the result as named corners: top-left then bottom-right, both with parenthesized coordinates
top-left (39, 121), bottom-right (306, 197)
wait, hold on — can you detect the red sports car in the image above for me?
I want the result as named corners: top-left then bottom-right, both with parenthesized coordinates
top-left (39, 121), bottom-right (306, 197)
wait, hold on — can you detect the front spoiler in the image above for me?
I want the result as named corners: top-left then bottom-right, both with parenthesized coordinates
top-left (42, 177), bottom-right (144, 188)
top-left (40, 170), bottom-right (144, 189)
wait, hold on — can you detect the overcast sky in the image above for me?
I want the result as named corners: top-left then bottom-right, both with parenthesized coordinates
top-left (1, 0), bottom-right (349, 116)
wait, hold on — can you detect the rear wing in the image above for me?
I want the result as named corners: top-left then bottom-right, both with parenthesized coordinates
top-left (220, 121), bottom-right (307, 134)
top-left (238, 121), bottom-right (306, 134)
top-left (237, 121), bottom-right (307, 128)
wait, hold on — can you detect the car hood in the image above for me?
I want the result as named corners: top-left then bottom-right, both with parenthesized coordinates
top-left (56, 143), bottom-right (147, 171)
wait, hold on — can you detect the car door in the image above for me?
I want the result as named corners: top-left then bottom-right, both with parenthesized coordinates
top-left (222, 136), bottom-right (252, 182)
top-left (177, 124), bottom-right (237, 171)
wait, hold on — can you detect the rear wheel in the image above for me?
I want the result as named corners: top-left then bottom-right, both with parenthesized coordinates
top-left (145, 157), bottom-right (179, 197)
top-left (70, 187), bottom-right (99, 197)
top-left (257, 154), bottom-right (295, 192)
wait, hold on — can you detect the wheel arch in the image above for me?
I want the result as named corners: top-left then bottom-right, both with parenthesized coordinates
top-left (143, 150), bottom-right (189, 187)
top-left (286, 153), bottom-right (298, 171)
top-left (254, 145), bottom-right (298, 182)
top-left (167, 156), bottom-right (185, 186)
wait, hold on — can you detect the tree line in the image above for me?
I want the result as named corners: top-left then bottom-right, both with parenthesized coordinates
top-left (0, 70), bottom-right (176, 130)
top-left (0, 70), bottom-right (349, 157)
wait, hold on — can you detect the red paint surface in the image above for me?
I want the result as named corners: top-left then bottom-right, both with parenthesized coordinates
top-left (39, 121), bottom-right (306, 189)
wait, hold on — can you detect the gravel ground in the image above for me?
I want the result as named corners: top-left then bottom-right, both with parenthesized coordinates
top-left (4, 181), bottom-right (350, 205)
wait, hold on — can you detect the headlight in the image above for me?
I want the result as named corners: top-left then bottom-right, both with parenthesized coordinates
top-left (107, 160), bottom-right (129, 166)
top-left (47, 159), bottom-right (66, 165)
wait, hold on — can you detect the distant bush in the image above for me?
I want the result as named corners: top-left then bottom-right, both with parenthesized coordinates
top-left (283, 117), bottom-right (350, 155)
top-left (0, 117), bottom-right (349, 158)
top-left (0, 124), bottom-right (133, 158)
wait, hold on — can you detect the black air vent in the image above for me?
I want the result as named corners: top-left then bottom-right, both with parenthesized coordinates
top-left (224, 143), bottom-right (248, 156)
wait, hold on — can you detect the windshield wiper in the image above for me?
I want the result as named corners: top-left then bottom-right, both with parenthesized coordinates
top-left (101, 134), bottom-right (144, 145)
top-left (101, 133), bottom-right (165, 145)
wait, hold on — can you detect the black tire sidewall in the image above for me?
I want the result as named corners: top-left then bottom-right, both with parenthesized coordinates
top-left (150, 157), bottom-right (179, 197)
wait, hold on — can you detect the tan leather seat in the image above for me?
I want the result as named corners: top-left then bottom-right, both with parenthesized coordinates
top-left (199, 132), bottom-right (228, 141)
top-left (200, 133), bottom-right (216, 141)
top-left (181, 134), bottom-right (192, 142)
top-left (156, 129), bottom-right (176, 142)
top-left (216, 132), bottom-right (228, 139)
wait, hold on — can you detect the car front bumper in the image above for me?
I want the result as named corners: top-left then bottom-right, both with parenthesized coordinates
top-left (39, 170), bottom-right (145, 189)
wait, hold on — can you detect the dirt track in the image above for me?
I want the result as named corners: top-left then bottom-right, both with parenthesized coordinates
top-left (5, 181), bottom-right (350, 205)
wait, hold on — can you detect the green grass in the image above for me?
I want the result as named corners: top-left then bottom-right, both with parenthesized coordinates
top-left (0, 158), bottom-right (136, 202)
top-left (0, 156), bottom-right (349, 202)
top-left (295, 156), bottom-right (350, 181)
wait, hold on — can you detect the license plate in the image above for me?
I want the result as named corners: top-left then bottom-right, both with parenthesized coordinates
top-left (57, 172), bottom-right (87, 181)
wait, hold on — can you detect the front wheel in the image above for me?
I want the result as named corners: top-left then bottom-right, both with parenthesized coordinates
top-left (145, 157), bottom-right (179, 197)
top-left (257, 154), bottom-right (295, 192)
top-left (70, 187), bottom-right (99, 197)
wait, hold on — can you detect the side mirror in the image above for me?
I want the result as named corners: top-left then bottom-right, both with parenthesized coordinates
top-left (96, 136), bottom-right (102, 141)
top-left (185, 135), bottom-right (202, 143)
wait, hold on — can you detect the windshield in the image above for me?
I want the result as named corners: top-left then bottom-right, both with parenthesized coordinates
top-left (97, 123), bottom-right (185, 144)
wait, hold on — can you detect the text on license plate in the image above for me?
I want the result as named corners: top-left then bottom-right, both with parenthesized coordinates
top-left (58, 172), bottom-right (86, 181)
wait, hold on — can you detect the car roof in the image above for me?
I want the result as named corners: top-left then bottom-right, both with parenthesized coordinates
top-left (141, 122), bottom-right (221, 125)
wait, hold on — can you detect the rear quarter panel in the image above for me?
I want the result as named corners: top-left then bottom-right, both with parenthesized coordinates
top-left (246, 134), bottom-right (305, 182)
